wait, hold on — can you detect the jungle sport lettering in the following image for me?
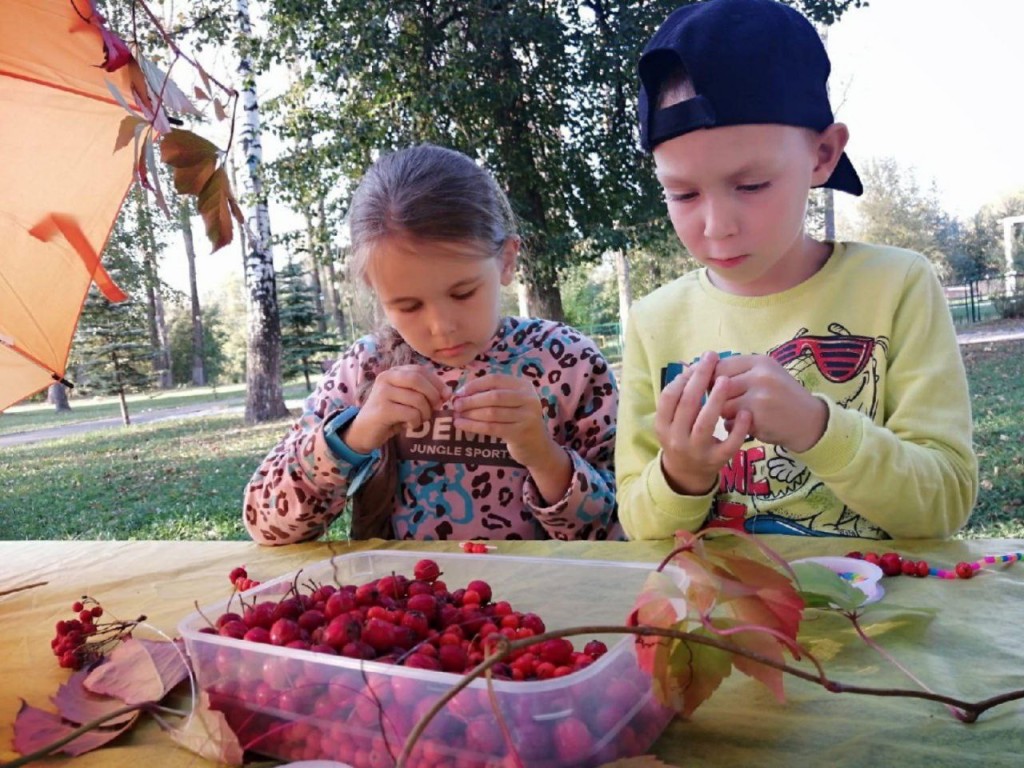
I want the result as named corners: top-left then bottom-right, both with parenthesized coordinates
top-left (394, 415), bottom-right (522, 467)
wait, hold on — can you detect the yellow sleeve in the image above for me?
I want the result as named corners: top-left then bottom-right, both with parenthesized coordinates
top-left (616, 304), bottom-right (715, 540)
top-left (792, 256), bottom-right (978, 538)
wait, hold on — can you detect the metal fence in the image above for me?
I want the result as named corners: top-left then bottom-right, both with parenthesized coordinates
top-left (944, 273), bottom-right (1024, 326)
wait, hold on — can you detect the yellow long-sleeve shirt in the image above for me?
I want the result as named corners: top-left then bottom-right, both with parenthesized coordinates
top-left (617, 242), bottom-right (978, 540)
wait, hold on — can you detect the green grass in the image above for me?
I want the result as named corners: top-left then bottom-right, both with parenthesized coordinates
top-left (960, 339), bottom-right (1024, 539)
top-left (0, 343), bottom-right (1020, 540)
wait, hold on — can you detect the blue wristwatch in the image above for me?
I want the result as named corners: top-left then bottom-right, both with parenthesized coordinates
top-left (323, 406), bottom-right (381, 495)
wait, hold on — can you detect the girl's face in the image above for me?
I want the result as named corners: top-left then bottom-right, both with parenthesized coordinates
top-left (367, 235), bottom-right (518, 367)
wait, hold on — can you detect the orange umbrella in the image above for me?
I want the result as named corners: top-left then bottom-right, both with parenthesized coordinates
top-left (0, 0), bottom-right (137, 411)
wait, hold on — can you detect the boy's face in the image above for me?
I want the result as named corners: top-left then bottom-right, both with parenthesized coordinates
top-left (653, 123), bottom-right (840, 296)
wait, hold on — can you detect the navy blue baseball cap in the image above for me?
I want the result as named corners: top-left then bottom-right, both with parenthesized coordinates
top-left (638, 0), bottom-right (863, 196)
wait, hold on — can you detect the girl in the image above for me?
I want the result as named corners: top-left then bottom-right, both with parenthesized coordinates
top-left (243, 144), bottom-right (621, 544)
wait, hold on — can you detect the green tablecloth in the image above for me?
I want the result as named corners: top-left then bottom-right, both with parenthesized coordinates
top-left (1, 537), bottom-right (1021, 767)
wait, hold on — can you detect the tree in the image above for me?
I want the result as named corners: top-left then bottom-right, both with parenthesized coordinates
top-left (235, 0), bottom-right (290, 423)
top-left (851, 157), bottom-right (957, 279)
top-left (168, 303), bottom-right (229, 385)
top-left (277, 259), bottom-right (341, 391)
top-left (261, 1), bottom-right (864, 323)
top-left (47, 383), bottom-right (72, 413)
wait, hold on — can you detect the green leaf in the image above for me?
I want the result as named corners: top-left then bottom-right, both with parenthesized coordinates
top-left (792, 562), bottom-right (870, 611)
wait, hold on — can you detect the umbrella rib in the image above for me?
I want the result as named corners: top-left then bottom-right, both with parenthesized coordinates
top-left (0, 68), bottom-right (140, 113)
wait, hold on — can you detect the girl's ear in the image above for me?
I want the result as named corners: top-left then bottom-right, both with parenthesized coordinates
top-left (500, 237), bottom-right (520, 286)
top-left (811, 123), bottom-right (850, 186)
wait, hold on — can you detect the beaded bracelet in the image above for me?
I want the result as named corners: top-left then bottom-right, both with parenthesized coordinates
top-left (846, 550), bottom-right (1024, 580)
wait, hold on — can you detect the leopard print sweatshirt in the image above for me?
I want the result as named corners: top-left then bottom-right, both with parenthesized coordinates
top-left (243, 317), bottom-right (622, 544)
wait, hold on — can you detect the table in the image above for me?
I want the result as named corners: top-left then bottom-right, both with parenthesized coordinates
top-left (2, 537), bottom-right (1022, 767)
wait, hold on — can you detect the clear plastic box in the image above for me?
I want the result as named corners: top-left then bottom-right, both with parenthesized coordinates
top-left (178, 550), bottom-right (677, 767)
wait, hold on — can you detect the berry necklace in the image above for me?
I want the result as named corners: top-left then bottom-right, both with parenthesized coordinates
top-left (846, 550), bottom-right (1024, 580)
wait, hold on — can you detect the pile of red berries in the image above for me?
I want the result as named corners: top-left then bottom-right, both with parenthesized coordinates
top-left (207, 559), bottom-right (606, 680)
top-left (50, 597), bottom-right (143, 669)
top-left (196, 558), bottom-right (670, 767)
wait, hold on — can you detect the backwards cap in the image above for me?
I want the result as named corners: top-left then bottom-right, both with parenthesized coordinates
top-left (638, 0), bottom-right (862, 196)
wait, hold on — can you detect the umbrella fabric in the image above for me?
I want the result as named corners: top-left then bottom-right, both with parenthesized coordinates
top-left (1, 0), bottom-right (136, 411)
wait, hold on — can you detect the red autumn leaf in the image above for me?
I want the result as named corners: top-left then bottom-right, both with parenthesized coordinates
top-left (630, 530), bottom-right (806, 717)
top-left (167, 691), bottom-right (244, 765)
top-left (196, 166), bottom-right (243, 252)
top-left (84, 638), bottom-right (189, 705)
top-left (159, 129), bottom-right (219, 196)
top-left (13, 699), bottom-right (138, 757)
top-left (114, 115), bottom-right (146, 153)
top-left (52, 669), bottom-right (137, 727)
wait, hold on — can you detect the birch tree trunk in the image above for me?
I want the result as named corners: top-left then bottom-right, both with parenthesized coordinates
top-left (236, 0), bottom-right (289, 423)
top-left (179, 199), bottom-right (207, 386)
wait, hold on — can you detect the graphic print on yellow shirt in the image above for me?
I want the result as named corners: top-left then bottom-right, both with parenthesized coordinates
top-left (663, 323), bottom-right (889, 538)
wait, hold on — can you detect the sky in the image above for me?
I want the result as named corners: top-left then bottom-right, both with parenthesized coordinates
top-left (827, 0), bottom-right (1024, 221)
top-left (164, 0), bottom-right (1024, 294)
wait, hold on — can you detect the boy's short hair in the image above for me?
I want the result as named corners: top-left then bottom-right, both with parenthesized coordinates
top-left (638, 0), bottom-right (863, 196)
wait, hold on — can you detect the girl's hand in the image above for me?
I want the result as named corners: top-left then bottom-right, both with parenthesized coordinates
top-left (713, 354), bottom-right (827, 452)
top-left (452, 373), bottom-right (572, 504)
top-left (343, 365), bottom-right (448, 453)
top-left (657, 351), bottom-right (752, 495)
top-left (451, 374), bottom-right (553, 467)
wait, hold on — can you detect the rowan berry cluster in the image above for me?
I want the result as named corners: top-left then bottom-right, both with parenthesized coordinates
top-left (228, 566), bottom-right (261, 592)
top-left (50, 596), bottom-right (144, 669)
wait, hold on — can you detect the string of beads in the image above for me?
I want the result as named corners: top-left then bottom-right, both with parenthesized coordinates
top-left (846, 550), bottom-right (1024, 580)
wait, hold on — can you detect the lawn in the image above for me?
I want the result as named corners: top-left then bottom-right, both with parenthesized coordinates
top-left (0, 342), bottom-right (1021, 540)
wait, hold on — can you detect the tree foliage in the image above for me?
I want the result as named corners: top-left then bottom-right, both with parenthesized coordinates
top-left (71, 213), bottom-right (154, 420)
top-left (276, 259), bottom-right (341, 390)
top-left (850, 157), bottom-right (959, 280)
top-left (260, 1), bottom-right (865, 322)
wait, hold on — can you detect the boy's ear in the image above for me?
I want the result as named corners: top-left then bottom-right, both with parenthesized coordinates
top-left (500, 237), bottom-right (520, 285)
top-left (810, 123), bottom-right (850, 187)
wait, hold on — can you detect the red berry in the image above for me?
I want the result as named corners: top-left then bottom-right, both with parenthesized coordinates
top-left (90, 605), bottom-right (104, 618)
top-left (863, 552), bottom-right (881, 565)
top-left (71, 601), bottom-right (84, 613)
top-left (228, 566), bottom-right (248, 584)
top-left (553, 716), bottom-right (594, 764)
top-left (413, 559), bottom-right (441, 583)
top-left (879, 552), bottom-right (903, 577)
top-left (915, 560), bottom-right (930, 577)
top-left (901, 560), bottom-right (918, 576)
top-left (845, 551), bottom-right (864, 560)
top-left (269, 618), bottom-right (302, 646)
top-left (955, 562), bottom-right (974, 579)
top-left (465, 579), bottom-right (492, 604)
top-left (583, 639), bottom-right (608, 659)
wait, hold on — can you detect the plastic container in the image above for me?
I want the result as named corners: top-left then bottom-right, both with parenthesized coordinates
top-left (178, 550), bottom-right (677, 767)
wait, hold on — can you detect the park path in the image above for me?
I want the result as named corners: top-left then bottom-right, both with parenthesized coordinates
top-left (3, 321), bottom-right (1024, 449)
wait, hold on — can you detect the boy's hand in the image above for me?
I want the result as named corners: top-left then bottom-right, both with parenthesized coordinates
top-left (344, 365), bottom-right (448, 453)
top-left (657, 351), bottom-right (752, 495)
top-left (713, 354), bottom-right (828, 452)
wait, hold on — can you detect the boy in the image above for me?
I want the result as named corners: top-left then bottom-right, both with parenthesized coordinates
top-left (617, 0), bottom-right (978, 540)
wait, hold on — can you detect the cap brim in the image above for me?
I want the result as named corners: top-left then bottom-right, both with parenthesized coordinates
top-left (820, 152), bottom-right (863, 196)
